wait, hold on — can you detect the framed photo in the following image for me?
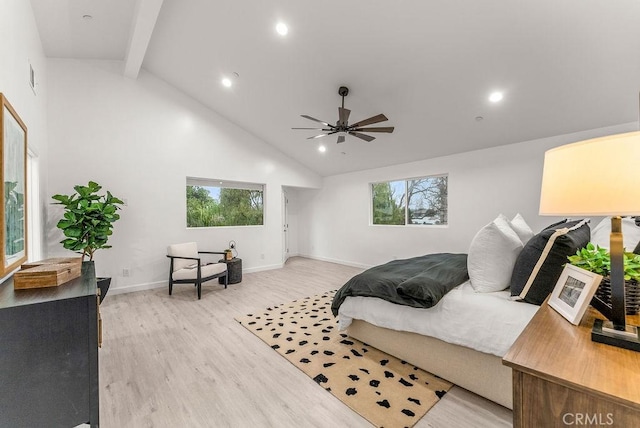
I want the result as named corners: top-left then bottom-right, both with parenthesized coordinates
top-left (0, 93), bottom-right (28, 276)
top-left (548, 264), bottom-right (602, 325)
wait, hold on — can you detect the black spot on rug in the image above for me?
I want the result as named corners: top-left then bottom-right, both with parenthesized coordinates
top-left (236, 290), bottom-right (452, 428)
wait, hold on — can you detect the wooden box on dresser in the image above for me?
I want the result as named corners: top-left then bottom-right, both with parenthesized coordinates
top-left (503, 301), bottom-right (640, 427)
top-left (0, 262), bottom-right (100, 428)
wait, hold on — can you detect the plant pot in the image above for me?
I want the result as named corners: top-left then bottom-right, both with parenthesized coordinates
top-left (97, 277), bottom-right (111, 304)
top-left (595, 277), bottom-right (640, 315)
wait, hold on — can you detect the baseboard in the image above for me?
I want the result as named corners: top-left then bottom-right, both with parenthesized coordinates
top-left (105, 258), bottom-right (361, 296)
top-left (107, 280), bottom-right (166, 295)
top-left (297, 254), bottom-right (371, 270)
top-left (243, 263), bottom-right (283, 273)
top-left (106, 263), bottom-right (285, 295)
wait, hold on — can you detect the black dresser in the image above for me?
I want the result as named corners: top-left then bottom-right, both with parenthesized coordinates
top-left (0, 262), bottom-right (100, 427)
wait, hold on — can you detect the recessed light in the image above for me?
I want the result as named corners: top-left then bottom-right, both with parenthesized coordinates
top-left (82, 14), bottom-right (93, 20)
top-left (221, 77), bottom-right (232, 88)
top-left (489, 92), bottom-right (503, 103)
top-left (475, 116), bottom-right (484, 122)
top-left (318, 145), bottom-right (326, 153)
top-left (276, 22), bottom-right (288, 36)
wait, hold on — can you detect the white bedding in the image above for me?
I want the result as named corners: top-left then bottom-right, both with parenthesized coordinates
top-left (338, 280), bottom-right (539, 357)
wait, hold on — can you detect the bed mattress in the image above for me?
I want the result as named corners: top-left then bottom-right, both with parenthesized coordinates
top-left (338, 280), bottom-right (539, 357)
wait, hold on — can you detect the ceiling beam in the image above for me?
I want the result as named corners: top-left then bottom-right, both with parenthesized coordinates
top-left (124, 0), bottom-right (164, 79)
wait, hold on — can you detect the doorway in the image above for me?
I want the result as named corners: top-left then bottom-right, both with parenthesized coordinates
top-left (282, 189), bottom-right (290, 263)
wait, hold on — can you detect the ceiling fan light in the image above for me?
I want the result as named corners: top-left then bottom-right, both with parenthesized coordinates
top-left (221, 77), bottom-right (232, 88)
top-left (318, 145), bottom-right (326, 153)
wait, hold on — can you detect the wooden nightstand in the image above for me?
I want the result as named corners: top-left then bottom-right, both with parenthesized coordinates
top-left (503, 302), bottom-right (640, 427)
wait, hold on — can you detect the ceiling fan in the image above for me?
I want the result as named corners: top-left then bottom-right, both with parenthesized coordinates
top-left (292, 86), bottom-right (394, 144)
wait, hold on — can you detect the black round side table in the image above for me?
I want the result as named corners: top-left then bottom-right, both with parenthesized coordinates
top-left (219, 258), bottom-right (242, 284)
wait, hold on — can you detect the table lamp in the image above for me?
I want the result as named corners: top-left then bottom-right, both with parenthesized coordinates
top-left (539, 131), bottom-right (640, 351)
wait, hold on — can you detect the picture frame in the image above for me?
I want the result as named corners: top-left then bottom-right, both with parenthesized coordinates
top-left (548, 264), bottom-right (602, 325)
top-left (0, 93), bottom-right (28, 276)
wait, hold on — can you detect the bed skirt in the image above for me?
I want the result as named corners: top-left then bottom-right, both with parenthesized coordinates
top-left (346, 319), bottom-right (513, 409)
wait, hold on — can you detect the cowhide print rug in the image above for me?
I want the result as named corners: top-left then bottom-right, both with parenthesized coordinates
top-left (235, 290), bottom-right (452, 428)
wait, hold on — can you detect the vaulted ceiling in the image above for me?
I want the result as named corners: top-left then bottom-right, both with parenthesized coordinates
top-left (30, 0), bottom-right (640, 176)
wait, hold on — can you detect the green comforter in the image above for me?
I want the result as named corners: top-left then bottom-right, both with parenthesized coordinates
top-left (331, 253), bottom-right (469, 316)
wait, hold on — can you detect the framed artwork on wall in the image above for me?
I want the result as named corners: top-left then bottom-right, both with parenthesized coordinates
top-left (0, 93), bottom-right (28, 276)
top-left (548, 264), bottom-right (602, 325)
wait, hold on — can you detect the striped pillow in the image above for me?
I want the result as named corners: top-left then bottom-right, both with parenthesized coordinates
top-left (510, 219), bottom-right (590, 305)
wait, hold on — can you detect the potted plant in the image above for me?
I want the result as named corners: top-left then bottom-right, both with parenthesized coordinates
top-left (52, 181), bottom-right (124, 301)
top-left (567, 242), bottom-right (640, 314)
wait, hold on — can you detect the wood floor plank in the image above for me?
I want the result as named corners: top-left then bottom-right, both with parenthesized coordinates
top-left (98, 257), bottom-right (512, 427)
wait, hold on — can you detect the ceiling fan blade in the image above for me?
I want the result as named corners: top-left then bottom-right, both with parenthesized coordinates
top-left (301, 115), bottom-right (334, 128)
top-left (292, 127), bottom-right (331, 130)
top-left (348, 131), bottom-right (375, 142)
top-left (349, 114), bottom-right (388, 128)
top-left (338, 107), bottom-right (351, 126)
top-left (337, 135), bottom-right (345, 144)
top-left (307, 131), bottom-right (338, 140)
top-left (351, 126), bottom-right (394, 133)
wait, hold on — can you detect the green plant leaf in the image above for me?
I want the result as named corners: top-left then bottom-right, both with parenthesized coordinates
top-left (56, 219), bottom-right (74, 229)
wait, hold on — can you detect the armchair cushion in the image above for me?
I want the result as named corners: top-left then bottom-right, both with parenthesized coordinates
top-left (173, 262), bottom-right (227, 281)
top-left (167, 242), bottom-right (198, 271)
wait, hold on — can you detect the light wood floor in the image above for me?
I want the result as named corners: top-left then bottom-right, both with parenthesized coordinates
top-left (98, 257), bottom-right (512, 427)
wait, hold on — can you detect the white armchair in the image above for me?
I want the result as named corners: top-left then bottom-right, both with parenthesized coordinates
top-left (166, 242), bottom-right (228, 299)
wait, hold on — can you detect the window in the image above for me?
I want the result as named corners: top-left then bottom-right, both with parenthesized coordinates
top-left (186, 178), bottom-right (264, 227)
top-left (371, 175), bottom-right (448, 226)
top-left (27, 150), bottom-right (42, 261)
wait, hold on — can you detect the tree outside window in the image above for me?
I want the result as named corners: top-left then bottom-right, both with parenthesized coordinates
top-left (371, 175), bottom-right (447, 226)
top-left (372, 180), bottom-right (405, 225)
top-left (186, 178), bottom-right (264, 227)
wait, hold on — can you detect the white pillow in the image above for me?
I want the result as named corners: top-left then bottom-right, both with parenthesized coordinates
top-left (509, 213), bottom-right (534, 245)
top-left (591, 217), bottom-right (640, 251)
top-left (468, 214), bottom-right (524, 292)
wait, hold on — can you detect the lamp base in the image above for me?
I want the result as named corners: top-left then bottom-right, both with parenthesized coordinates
top-left (592, 319), bottom-right (640, 352)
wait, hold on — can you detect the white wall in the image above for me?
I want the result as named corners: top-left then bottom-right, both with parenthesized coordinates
top-left (45, 59), bottom-right (321, 293)
top-left (298, 123), bottom-right (635, 268)
top-left (0, 0), bottom-right (48, 281)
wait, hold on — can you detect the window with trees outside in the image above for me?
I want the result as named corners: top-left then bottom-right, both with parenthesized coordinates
top-left (371, 175), bottom-right (448, 226)
top-left (186, 178), bottom-right (264, 227)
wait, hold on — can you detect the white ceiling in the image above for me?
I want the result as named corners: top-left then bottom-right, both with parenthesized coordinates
top-left (30, 0), bottom-right (640, 176)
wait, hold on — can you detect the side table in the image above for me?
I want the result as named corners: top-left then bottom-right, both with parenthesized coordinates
top-left (219, 258), bottom-right (242, 284)
top-left (503, 302), bottom-right (640, 427)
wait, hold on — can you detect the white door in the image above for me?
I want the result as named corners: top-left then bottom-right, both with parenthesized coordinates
top-left (282, 190), bottom-right (289, 263)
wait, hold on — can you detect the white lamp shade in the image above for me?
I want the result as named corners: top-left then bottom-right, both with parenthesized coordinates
top-left (539, 131), bottom-right (640, 216)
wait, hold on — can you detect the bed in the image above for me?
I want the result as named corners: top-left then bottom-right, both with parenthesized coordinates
top-left (336, 282), bottom-right (538, 409)
top-left (332, 215), bottom-right (593, 410)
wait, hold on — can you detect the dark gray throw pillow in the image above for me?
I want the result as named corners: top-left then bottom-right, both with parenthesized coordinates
top-left (510, 219), bottom-right (590, 305)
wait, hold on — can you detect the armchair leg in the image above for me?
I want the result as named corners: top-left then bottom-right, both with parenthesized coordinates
top-left (168, 259), bottom-right (175, 296)
top-left (197, 281), bottom-right (202, 299)
top-left (224, 273), bottom-right (228, 289)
